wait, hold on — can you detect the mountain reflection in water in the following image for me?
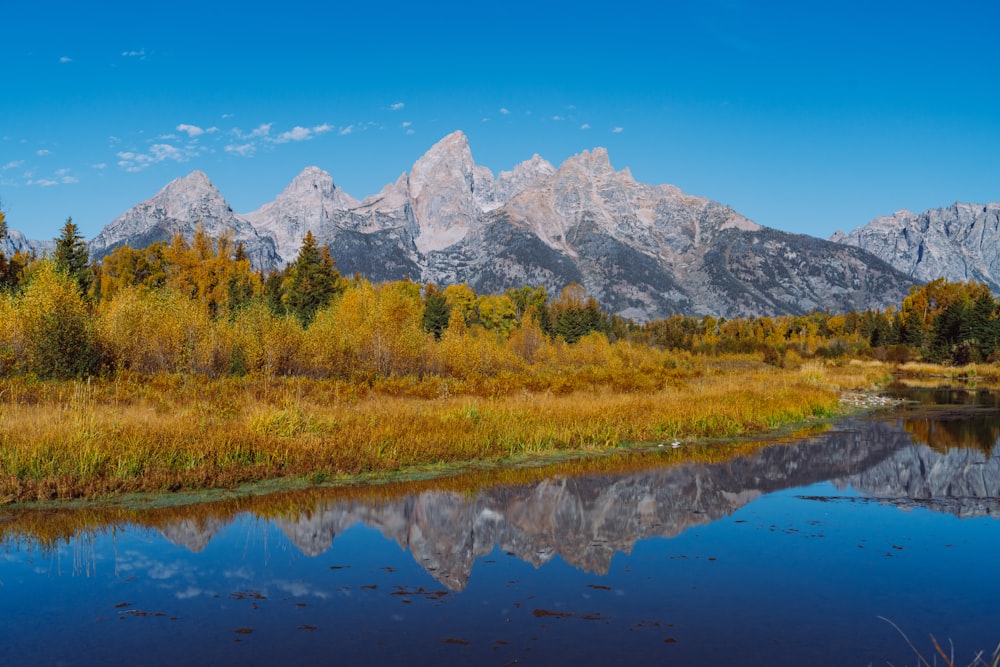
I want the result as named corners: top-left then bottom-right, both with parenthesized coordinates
top-left (146, 415), bottom-right (998, 591)
top-left (2, 400), bottom-right (999, 667)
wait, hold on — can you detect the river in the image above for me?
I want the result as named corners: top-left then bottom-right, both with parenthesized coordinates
top-left (2, 386), bottom-right (998, 666)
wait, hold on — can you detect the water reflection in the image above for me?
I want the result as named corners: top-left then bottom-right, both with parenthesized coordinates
top-left (2, 396), bottom-right (999, 667)
top-left (889, 385), bottom-right (1000, 457)
top-left (89, 413), bottom-right (991, 591)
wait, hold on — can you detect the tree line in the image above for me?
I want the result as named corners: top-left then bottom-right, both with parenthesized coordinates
top-left (1, 216), bottom-right (998, 380)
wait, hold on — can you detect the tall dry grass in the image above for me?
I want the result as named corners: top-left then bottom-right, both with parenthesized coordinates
top-left (0, 357), bottom-right (886, 504)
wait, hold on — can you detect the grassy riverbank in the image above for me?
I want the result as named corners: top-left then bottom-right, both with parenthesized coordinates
top-left (0, 356), bottom-right (894, 505)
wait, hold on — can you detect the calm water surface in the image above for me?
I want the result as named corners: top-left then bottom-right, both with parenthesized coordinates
top-left (2, 388), bottom-right (999, 666)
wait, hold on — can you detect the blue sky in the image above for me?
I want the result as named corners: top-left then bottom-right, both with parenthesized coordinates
top-left (3, 0), bottom-right (999, 242)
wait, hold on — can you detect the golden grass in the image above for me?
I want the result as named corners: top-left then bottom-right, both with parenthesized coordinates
top-left (0, 356), bottom-right (889, 505)
top-left (895, 361), bottom-right (1000, 385)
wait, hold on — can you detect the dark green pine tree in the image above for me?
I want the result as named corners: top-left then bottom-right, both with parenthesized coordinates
top-left (422, 283), bottom-right (451, 340)
top-left (225, 241), bottom-right (257, 314)
top-left (264, 269), bottom-right (287, 317)
top-left (929, 299), bottom-right (967, 362)
top-left (965, 291), bottom-right (999, 361)
top-left (284, 231), bottom-right (342, 327)
top-left (54, 217), bottom-right (92, 295)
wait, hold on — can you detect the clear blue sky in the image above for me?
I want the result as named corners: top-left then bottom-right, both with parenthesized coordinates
top-left (3, 0), bottom-right (998, 242)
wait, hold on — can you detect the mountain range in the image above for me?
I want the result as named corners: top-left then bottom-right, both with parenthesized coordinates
top-left (830, 202), bottom-right (1000, 293)
top-left (8, 130), bottom-right (997, 319)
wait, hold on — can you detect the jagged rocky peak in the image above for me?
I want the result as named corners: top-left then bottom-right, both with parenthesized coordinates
top-left (496, 154), bottom-right (556, 201)
top-left (159, 170), bottom-right (230, 215)
top-left (89, 168), bottom-right (281, 268)
top-left (409, 130), bottom-right (496, 253)
top-left (281, 166), bottom-right (358, 208)
top-left (245, 166), bottom-right (359, 265)
top-left (835, 201), bottom-right (1000, 290)
top-left (559, 146), bottom-right (617, 180)
top-left (1, 227), bottom-right (50, 257)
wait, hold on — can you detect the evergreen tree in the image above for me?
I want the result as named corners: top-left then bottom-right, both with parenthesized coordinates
top-left (899, 307), bottom-right (925, 348)
top-left (284, 231), bottom-right (343, 327)
top-left (225, 241), bottom-right (257, 314)
top-left (264, 269), bottom-right (287, 317)
top-left (965, 291), bottom-right (999, 360)
top-left (929, 299), bottom-right (967, 362)
top-left (54, 217), bottom-right (92, 295)
top-left (422, 283), bottom-right (451, 340)
top-left (551, 283), bottom-right (610, 343)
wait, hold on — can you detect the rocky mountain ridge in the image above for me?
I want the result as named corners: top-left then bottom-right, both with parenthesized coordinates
top-left (87, 170), bottom-right (282, 269)
top-left (7, 131), bottom-right (935, 318)
top-left (832, 202), bottom-right (1000, 292)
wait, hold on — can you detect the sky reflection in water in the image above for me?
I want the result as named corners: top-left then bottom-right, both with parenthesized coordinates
top-left (2, 394), bottom-right (999, 666)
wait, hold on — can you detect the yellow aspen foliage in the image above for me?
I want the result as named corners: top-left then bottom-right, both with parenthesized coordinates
top-left (95, 242), bottom-right (169, 301)
top-left (9, 260), bottom-right (97, 378)
top-left (161, 227), bottom-right (260, 317)
top-left (224, 301), bottom-right (303, 376)
top-left (435, 309), bottom-right (519, 379)
top-left (96, 286), bottom-right (219, 374)
top-left (304, 280), bottom-right (428, 380)
top-left (443, 283), bottom-right (478, 325)
top-left (476, 293), bottom-right (518, 335)
top-left (506, 309), bottom-right (547, 363)
top-left (0, 292), bottom-right (24, 374)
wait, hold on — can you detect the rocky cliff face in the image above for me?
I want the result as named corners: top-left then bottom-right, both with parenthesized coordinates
top-left (244, 166), bottom-right (358, 265)
top-left (87, 132), bottom-right (919, 319)
top-left (1, 228), bottom-right (52, 258)
top-left (89, 170), bottom-right (281, 269)
top-left (832, 202), bottom-right (1000, 291)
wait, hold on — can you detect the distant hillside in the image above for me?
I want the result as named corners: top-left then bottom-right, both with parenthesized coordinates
top-left (832, 202), bottom-right (1000, 292)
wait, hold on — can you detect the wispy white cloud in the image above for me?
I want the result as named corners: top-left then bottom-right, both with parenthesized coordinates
top-left (482, 117), bottom-right (490, 123)
top-left (499, 108), bottom-right (510, 115)
top-left (116, 143), bottom-right (189, 172)
top-left (225, 143), bottom-right (256, 157)
top-left (2, 160), bottom-right (23, 170)
top-left (238, 123), bottom-right (272, 140)
top-left (406, 128), bottom-right (415, 135)
top-left (91, 163), bottom-right (107, 170)
top-left (390, 102), bottom-right (405, 111)
top-left (612, 127), bottom-right (624, 133)
top-left (401, 121), bottom-right (412, 128)
top-left (122, 49), bottom-right (146, 58)
top-left (36, 149), bottom-right (50, 156)
top-left (580, 124), bottom-right (591, 130)
top-left (177, 124), bottom-right (206, 138)
top-left (552, 115), bottom-right (564, 121)
top-left (274, 123), bottom-right (333, 143)
top-left (59, 56), bottom-right (72, 63)
top-left (339, 125), bottom-right (355, 136)
top-left (117, 118), bottom-right (337, 169)
top-left (25, 169), bottom-right (78, 186)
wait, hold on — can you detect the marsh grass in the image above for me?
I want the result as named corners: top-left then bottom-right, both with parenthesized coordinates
top-left (0, 356), bottom-right (888, 504)
top-left (880, 617), bottom-right (1000, 667)
top-left (895, 361), bottom-right (1000, 386)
